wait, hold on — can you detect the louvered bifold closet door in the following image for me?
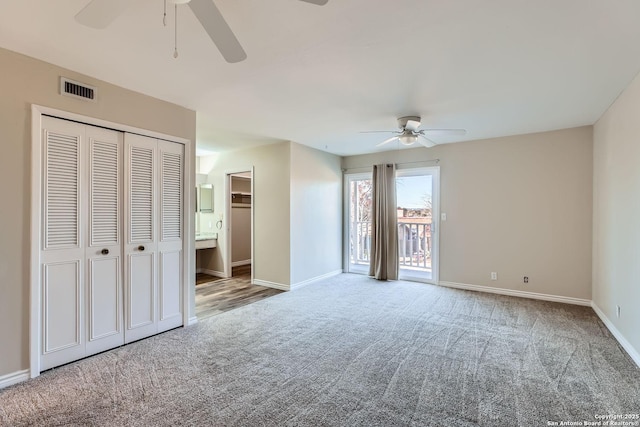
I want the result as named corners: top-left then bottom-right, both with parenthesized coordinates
top-left (86, 127), bottom-right (124, 356)
top-left (157, 140), bottom-right (184, 333)
top-left (124, 133), bottom-right (159, 343)
top-left (40, 117), bottom-right (86, 370)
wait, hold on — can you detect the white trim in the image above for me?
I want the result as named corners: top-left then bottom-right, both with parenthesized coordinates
top-left (198, 268), bottom-right (226, 278)
top-left (291, 269), bottom-right (343, 290)
top-left (224, 168), bottom-right (253, 281)
top-left (30, 106), bottom-right (42, 378)
top-left (0, 369), bottom-right (30, 390)
top-left (343, 172), bottom-right (372, 273)
top-left (187, 316), bottom-right (198, 326)
top-left (438, 281), bottom-right (592, 306)
top-left (591, 302), bottom-right (640, 368)
top-left (231, 260), bottom-right (251, 267)
top-left (30, 104), bottom-right (194, 377)
top-left (253, 279), bottom-right (289, 291)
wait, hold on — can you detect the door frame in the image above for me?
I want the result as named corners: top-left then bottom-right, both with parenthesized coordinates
top-left (30, 105), bottom-right (194, 378)
top-left (396, 166), bottom-right (440, 284)
top-left (343, 166), bottom-right (440, 284)
top-left (343, 172), bottom-right (372, 274)
top-left (223, 168), bottom-right (254, 282)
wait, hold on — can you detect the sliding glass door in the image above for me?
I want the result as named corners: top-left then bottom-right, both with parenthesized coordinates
top-left (344, 167), bottom-right (439, 283)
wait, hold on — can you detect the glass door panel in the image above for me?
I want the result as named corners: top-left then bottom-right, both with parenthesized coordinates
top-left (396, 167), bottom-right (439, 282)
top-left (346, 174), bottom-right (372, 273)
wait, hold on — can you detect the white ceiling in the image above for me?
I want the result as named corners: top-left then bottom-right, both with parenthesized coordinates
top-left (2, 0), bottom-right (640, 156)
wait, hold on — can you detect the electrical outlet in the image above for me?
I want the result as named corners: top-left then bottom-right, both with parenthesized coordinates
top-left (616, 305), bottom-right (621, 318)
top-left (491, 272), bottom-right (497, 280)
top-left (523, 276), bottom-right (529, 284)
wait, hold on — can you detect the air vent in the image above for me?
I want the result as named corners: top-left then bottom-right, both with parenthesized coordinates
top-left (60, 77), bottom-right (97, 102)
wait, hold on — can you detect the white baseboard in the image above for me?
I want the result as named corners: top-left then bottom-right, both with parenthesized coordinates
top-left (253, 279), bottom-right (289, 291)
top-left (187, 316), bottom-right (198, 326)
top-left (438, 281), bottom-right (592, 306)
top-left (591, 302), bottom-right (640, 368)
top-left (291, 269), bottom-right (343, 290)
top-left (0, 369), bottom-right (29, 390)
top-left (199, 268), bottom-right (226, 278)
top-left (231, 260), bottom-right (251, 267)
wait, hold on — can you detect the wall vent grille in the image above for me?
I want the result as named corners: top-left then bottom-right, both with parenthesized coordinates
top-left (60, 77), bottom-right (97, 102)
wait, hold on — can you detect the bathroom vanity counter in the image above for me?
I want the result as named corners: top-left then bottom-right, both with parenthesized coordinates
top-left (195, 233), bottom-right (218, 249)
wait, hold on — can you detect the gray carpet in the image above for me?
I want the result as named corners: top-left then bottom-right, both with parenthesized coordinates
top-left (1, 274), bottom-right (639, 426)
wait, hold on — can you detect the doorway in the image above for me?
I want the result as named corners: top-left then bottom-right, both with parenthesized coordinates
top-left (344, 166), bottom-right (440, 283)
top-left (227, 171), bottom-right (253, 278)
top-left (195, 168), bottom-right (281, 320)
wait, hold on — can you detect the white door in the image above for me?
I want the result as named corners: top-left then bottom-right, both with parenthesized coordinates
top-left (40, 117), bottom-right (124, 370)
top-left (85, 126), bottom-right (124, 356)
top-left (157, 140), bottom-right (184, 333)
top-left (124, 134), bottom-right (158, 343)
top-left (124, 135), bottom-right (184, 342)
top-left (40, 118), bottom-right (86, 370)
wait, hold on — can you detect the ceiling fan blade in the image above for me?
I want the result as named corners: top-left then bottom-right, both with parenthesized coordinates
top-left (418, 136), bottom-right (437, 148)
top-left (422, 129), bottom-right (467, 136)
top-left (377, 136), bottom-right (399, 147)
top-left (75, 0), bottom-right (130, 29)
top-left (404, 119), bottom-right (421, 132)
top-left (188, 0), bottom-right (247, 63)
top-left (298, 0), bottom-right (329, 5)
top-left (360, 130), bottom-right (398, 134)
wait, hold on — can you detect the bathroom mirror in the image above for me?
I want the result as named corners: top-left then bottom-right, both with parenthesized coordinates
top-left (199, 184), bottom-right (214, 213)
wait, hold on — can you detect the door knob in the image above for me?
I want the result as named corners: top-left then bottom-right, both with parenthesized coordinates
top-left (101, 248), bottom-right (109, 255)
top-left (138, 245), bottom-right (145, 251)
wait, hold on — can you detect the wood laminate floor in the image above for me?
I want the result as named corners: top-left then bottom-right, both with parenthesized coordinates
top-left (195, 267), bottom-right (283, 320)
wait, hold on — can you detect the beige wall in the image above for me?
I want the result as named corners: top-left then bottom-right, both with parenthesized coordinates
top-left (201, 142), bottom-right (342, 287)
top-left (290, 143), bottom-right (343, 285)
top-left (202, 143), bottom-right (291, 285)
top-left (593, 71), bottom-right (640, 360)
top-left (0, 48), bottom-right (196, 378)
top-left (343, 127), bottom-right (593, 299)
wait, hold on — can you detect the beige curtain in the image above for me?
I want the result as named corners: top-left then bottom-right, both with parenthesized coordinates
top-left (368, 163), bottom-right (398, 280)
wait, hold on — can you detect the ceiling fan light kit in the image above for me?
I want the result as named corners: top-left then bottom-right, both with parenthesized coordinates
top-left (398, 132), bottom-right (418, 145)
top-left (368, 116), bottom-right (467, 149)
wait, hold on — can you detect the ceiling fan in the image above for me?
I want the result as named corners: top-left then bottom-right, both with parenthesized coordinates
top-left (74, 0), bottom-right (329, 63)
top-left (364, 116), bottom-right (467, 148)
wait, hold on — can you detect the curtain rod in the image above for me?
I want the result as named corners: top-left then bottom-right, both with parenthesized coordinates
top-left (342, 158), bottom-right (439, 172)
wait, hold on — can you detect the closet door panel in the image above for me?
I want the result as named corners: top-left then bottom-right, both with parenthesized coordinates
top-left (40, 117), bottom-right (86, 370)
top-left (124, 133), bottom-right (158, 343)
top-left (128, 252), bottom-right (154, 328)
top-left (41, 260), bottom-right (85, 370)
top-left (87, 257), bottom-right (122, 354)
top-left (86, 127), bottom-right (124, 355)
top-left (157, 141), bottom-right (184, 332)
top-left (159, 250), bottom-right (182, 328)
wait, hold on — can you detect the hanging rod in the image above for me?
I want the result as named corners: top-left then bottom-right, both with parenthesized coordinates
top-left (342, 158), bottom-right (439, 172)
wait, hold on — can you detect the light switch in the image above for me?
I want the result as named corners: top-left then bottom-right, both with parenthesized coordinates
top-left (441, 213), bottom-right (447, 221)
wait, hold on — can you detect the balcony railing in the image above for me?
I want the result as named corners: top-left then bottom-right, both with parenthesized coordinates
top-left (350, 220), bottom-right (432, 271)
